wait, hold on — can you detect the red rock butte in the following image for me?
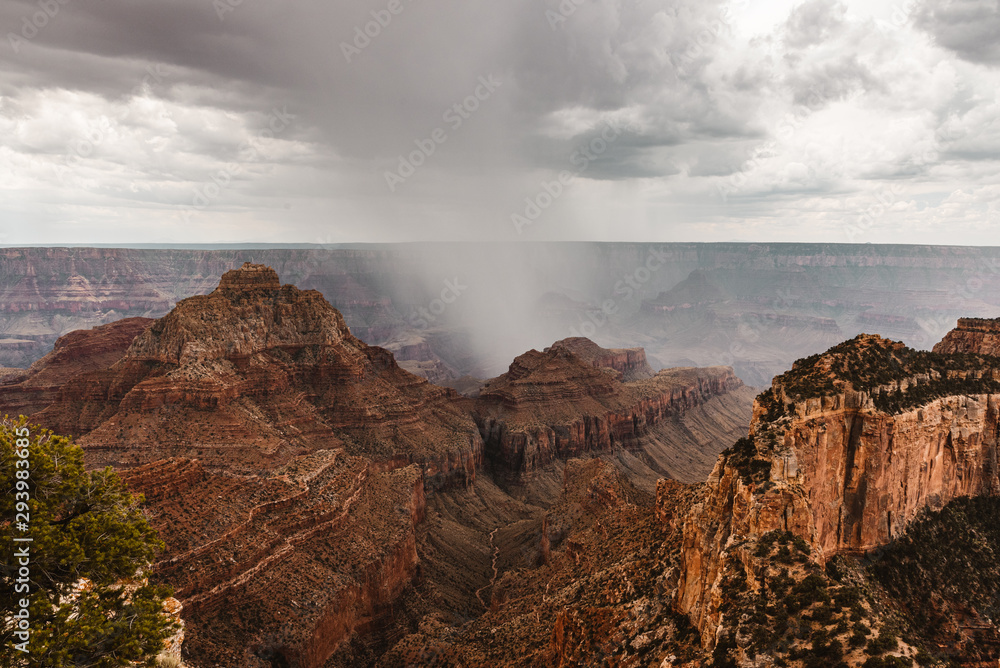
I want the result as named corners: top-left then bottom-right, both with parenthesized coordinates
top-left (217, 262), bottom-right (282, 291)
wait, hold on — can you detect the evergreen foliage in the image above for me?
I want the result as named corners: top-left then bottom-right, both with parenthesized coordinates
top-left (0, 416), bottom-right (176, 667)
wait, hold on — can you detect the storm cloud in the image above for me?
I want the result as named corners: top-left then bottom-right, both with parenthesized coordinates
top-left (0, 0), bottom-right (998, 245)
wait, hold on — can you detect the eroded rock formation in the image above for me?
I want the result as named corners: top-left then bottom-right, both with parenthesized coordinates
top-left (548, 337), bottom-right (655, 381)
top-left (933, 317), bottom-right (1000, 356)
top-left (0, 264), bottom-right (489, 666)
top-left (0, 262), bottom-right (777, 666)
top-left (122, 455), bottom-right (425, 667)
top-left (1, 263), bottom-right (483, 488)
top-left (0, 317), bottom-right (152, 417)
top-left (674, 332), bottom-right (1000, 649)
top-left (473, 339), bottom-right (746, 481)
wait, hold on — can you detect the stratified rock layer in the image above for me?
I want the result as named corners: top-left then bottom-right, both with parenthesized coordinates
top-left (0, 317), bottom-right (152, 417)
top-left (548, 337), bottom-right (655, 381)
top-left (0, 263), bottom-right (488, 667)
top-left (473, 339), bottom-right (745, 480)
top-left (10, 263), bottom-right (482, 488)
top-left (933, 317), bottom-right (1000, 356)
top-left (122, 455), bottom-right (426, 668)
top-left (674, 332), bottom-right (1000, 648)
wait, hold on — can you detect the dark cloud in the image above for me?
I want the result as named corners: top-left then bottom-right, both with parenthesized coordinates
top-left (916, 0), bottom-right (1000, 65)
top-left (0, 0), bottom-right (997, 244)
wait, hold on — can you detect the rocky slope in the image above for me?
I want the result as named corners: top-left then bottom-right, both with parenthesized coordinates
top-left (0, 264), bottom-right (492, 667)
top-left (549, 337), bottom-right (655, 381)
top-left (375, 458), bottom-right (700, 668)
top-left (673, 331), bottom-right (1000, 662)
top-left (0, 317), bottom-right (152, 417)
top-left (5, 263), bottom-right (483, 489)
top-left (473, 339), bottom-right (747, 482)
top-left (121, 455), bottom-right (426, 668)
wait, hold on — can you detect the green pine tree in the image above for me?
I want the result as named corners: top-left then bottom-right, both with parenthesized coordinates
top-left (1, 416), bottom-right (177, 667)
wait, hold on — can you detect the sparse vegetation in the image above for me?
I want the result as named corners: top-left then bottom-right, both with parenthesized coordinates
top-left (763, 335), bottom-right (1000, 417)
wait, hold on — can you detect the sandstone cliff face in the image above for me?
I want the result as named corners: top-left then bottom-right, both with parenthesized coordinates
top-left (122, 455), bottom-right (426, 668)
top-left (933, 317), bottom-right (1000, 356)
top-left (6, 264), bottom-right (483, 489)
top-left (473, 341), bottom-right (746, 479)
top-left (548, 337), bottom-right (655, 381)
top-left (0, 317), bottom-right (151, 417)
top-left (674, 333), bottom-right (1000, 648)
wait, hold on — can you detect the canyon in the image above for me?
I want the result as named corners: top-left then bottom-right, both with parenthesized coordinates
top-left (0, 262), bottom-right (754, 667)
top-left (3, 243), bottom-right (1000, 387)
top-left (6, 255), bottom-right (1000, 666)
top-left (672, 330), bottom-right (1000, 664)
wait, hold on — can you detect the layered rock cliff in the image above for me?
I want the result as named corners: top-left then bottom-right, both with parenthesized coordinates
top-left (933, 317), bottom-right (1000, 356)
top-left (121, 455), bottom-right (426, 668)
top-left (0, 263), bottom-right (502, 667)
top-left (1, 263), bottom-right (483, 489)
top-left (473, 339), bottom-right (748, 481)
top-left (547, 337), bottom-right (655, 381)
top-left (0, 317), bottom-right (151, 417)
top-left (674, 332), bottom-right (1000, 651)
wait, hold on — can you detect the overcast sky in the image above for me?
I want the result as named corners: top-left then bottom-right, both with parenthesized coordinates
top-left (0, 0), bottom-right (998, 245)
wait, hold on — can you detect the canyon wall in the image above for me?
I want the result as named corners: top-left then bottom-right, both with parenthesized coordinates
top-left (473, 340), bottom-right (746, 478)
top-left (122, 455), bottom-right (426, 668)
top-left (4, 243), bottom-right (1000, 384)
top-left (673, 332), bottom-right (1000, 647)
top-left (933, 317), bottom-right (1000, 356)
